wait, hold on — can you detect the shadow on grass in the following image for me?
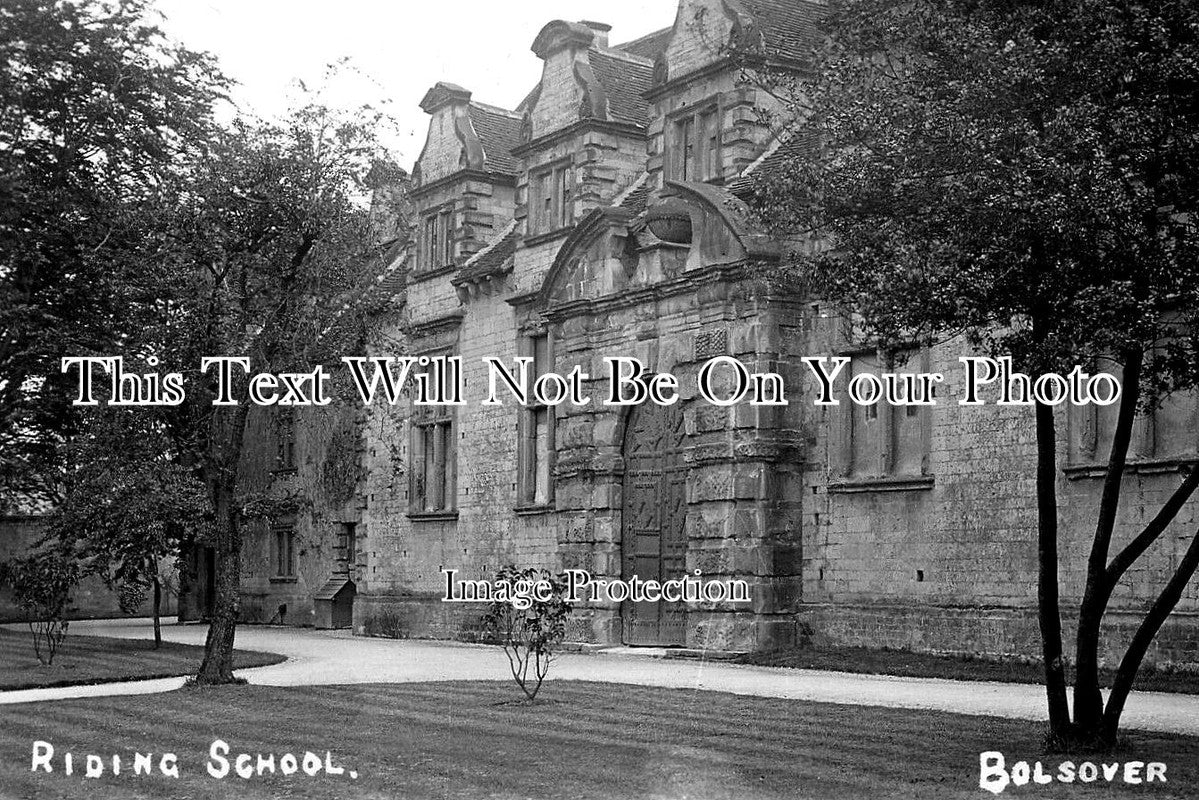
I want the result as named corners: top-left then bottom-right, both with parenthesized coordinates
top-left (735, 644), bottom-right (1199, 694)
top-left (0, 629), bottom-right (284, 691)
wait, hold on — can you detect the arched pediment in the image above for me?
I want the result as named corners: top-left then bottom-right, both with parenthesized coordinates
top-left (536, 184), bottom-right (777, 310)
top-left (658, 180), bottom-right (779, 264)
top-left (537, 207), bottom-right (635, 307)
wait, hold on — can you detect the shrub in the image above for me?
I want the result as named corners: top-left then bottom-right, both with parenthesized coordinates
top-left (481, 565), bottom-right (573, 702)
top-left (1, 551), bottom-right (79, 665)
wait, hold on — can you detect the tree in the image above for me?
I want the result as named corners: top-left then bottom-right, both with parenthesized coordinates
top-left (0, 547), bottom-right (78, 665)
top-left (1, 1), bottom-right (402, 683)
top-left (43, 405), bottom-right (210, 648)
top-left (741, 0), bottom-right (1199, 746)
top-left (145, 101), bottom-right (403, 684)
top-left (0, 0), bottom-right (225, 506)
top-left (481, 566), bottom-right (574, 702)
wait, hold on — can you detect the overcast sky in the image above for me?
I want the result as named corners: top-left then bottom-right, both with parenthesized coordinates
top-left (154, 1), bottom-right (673, 167)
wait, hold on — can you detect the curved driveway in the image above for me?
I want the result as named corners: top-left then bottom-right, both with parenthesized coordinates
top-left (4, 618), bottom-right (1199, 737)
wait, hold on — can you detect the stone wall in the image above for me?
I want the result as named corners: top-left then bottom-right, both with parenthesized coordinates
top-left (0, 515), bottom-right (178, 622)
top-left (797, 323), bottom-right (1199, 666)
top-left (798, 604), bottom-right (1199, 668)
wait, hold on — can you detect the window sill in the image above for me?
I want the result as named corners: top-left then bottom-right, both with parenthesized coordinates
top-left (828, 475), bottom-right (935, 494)
top-left (269, 576), bottom-right (298, 584)
top-left (406, 511), bottom-right (459, 522)
top-left (514, 503), bottom-right (555, 516)
top-left (1064, 457), bottom-right (1198, 480)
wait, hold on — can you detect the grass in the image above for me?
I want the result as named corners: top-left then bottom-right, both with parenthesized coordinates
top-left (0, 680), bottom-right (1196, 799)
top-left (736, 645), bottom-right (1199, 694)
top-left (0, 628), bottom-right (285, 690)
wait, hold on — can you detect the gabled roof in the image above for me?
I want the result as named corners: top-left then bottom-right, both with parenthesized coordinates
top-left (588, 50), bottom-right (655, 125)
top-left (317, 239), bottom-right (408, 345)
top-left (727, 130), bottom-right (818, 199)
top-left (453, 222), bottom-right (519, 286)
top-left (468, 102), bottom-right (522, 176)
top-left (616, 173), bottom-right (653, 215)
top-left (736, 0), bottom-right (827, 62)
top-left (356, 240), bottom-right (409, 307)
top-left (615, 27), bottom-right (672, 61)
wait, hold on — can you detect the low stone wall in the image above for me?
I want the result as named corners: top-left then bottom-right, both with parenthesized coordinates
top-left (354, 590), bottom-right (801, 653)
top-left (354, 593), bottom-right (491, 641)
top-left (798, 602), bottom-right (1199, 668)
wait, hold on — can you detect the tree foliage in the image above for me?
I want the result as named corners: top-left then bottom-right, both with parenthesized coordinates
top-left (43, 404), bottom-right (210, 647)
top-left (753, 0), bottom-right (1199, 371)
top-left (742, 0), bottom-right (1199, 745)
top-left (0, 0), bottom-right (225, 504)
top-left (2, 0), bottom-right (406, 682)
top-left (140, 99), bottom-right (405, 683)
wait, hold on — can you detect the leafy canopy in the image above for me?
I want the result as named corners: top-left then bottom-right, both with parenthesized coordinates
top-left (748, 0), bottom-right (1199, 390)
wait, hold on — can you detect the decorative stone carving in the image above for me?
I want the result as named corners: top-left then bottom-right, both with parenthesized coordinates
top-left (645, 197), bottom-right (693, 244)
top-left (652, 52), bottom-right (669, 86)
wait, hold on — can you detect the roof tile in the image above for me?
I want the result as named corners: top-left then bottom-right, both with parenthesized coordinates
top-left (614, 27), bottom-right (672, 61)
top-left (454, 226), bottom-right (519, 284)
top-left (588, 50), bottom-right (654, 126)
top-left (738, 0), bottom-right (827, 62)
top-left (727, 131), bottom-right (818, 198)
top-left (468, 103), bottom-right (523, 176)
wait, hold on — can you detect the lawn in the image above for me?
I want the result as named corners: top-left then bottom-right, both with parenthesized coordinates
top-left (0, 681), bottom-right (1196, 799)
top-left (0, 628), bottom-right (285, 690)
top-left (736, 646), bottom-right (1199, 695)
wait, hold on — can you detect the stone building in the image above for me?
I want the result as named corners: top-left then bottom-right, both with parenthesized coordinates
top-left (239, 0), bottom-right (1199, 664)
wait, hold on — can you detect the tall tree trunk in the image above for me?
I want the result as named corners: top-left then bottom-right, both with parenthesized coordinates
top-left (1102, 527), bottom-right (1199, 742)
top-left (196, 404), bottom-right (250, 685)
top-left (1073, 352), bottom-right (1142, 736)
top-left (1035, 399), bottom-right (1071, 738)
top-left (196, 480), bottom-right (241, 683)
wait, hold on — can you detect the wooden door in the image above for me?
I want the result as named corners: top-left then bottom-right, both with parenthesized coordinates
top-left (621, 402), bottom-right (687, 646)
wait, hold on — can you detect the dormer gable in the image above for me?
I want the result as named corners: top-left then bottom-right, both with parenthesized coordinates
top-left (522, 20), bottom-right (658, 143)
top-left (655, 0), bottom-right (825, 88)
top-left (414, 82), bottom-right (521, 188)
top-left (527, 21), bottom-right (605, 141)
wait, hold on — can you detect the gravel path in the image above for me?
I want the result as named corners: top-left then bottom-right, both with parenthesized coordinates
top-left (4, 618), bottom-right (1198, 736)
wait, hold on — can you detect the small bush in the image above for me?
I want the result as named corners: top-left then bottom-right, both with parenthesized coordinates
top-left (1, 552), bottom-right (79, 665)
top-left (363, 607), bottom-right (407, 639)
top-left (481, 565), bottom-right (573, 702)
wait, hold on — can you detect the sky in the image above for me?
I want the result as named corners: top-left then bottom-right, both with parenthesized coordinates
top-left (154, 0), bottom-right (674, 167)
